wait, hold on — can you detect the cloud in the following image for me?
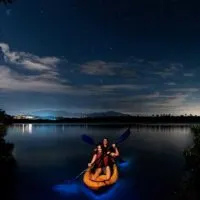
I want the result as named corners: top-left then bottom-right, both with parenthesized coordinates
top-left (0, 43), bottom-right (74, 93)
top-left (168, 63), bottom-right (183, 71)
top-left (102, 92), bottom-right (184, 103)
top-left (166, 88), bottom-right (199, 92)
top-left (183, 73), bottom-right (194, 77)
top-left (165, 82), bottom-right (176, 86)
top-left (6, 9), bottom-right (12, 16)
top-left (0, 43), bottom-right (149, 95)
top-left (149, 93), bottom-right (189, 107)
top-left (79, 60), bottom-right (140, 77)
top-left (80, 60), bottom-right (122, 75)
top-left (153, 71), bottom-right (174, 78)
top-left (120, 69), bottom-right (136, 77)
top-left (1, 44), bottom-right (198, 115)
top-left (0, 43), bottom-right (62, 71)
top-left (78, 58), bottom-right (185, 82)
top-left (150, 62), bottom-right (183, 78)
top-left (75, 84), bottom-right (149, 96)
top-left (91, 92), bottom-right (191, 115)
top-left (99, 84), bottom-right (148, 90)
top-left (0, 65), bottom-right (72, 93)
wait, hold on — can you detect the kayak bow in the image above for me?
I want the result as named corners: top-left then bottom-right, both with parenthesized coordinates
top-left (83, 164), bottom-right (118, 191)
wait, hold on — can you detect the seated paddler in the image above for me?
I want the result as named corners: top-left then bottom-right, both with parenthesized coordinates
top-left (93, 138), bottom-right (120, 159)
top-left (88, 143), bottom-right (119, 181)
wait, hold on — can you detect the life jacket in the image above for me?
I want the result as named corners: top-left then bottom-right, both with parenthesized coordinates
top-left (102, 145), bottom-right (116, 166)
top-left (94, 152), bottom-right (104, 168)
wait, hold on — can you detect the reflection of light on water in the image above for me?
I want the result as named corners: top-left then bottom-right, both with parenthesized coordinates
top-left (28, 124), bottom-right (32, 134)
top-left (52, 182), bottom-right (80, 196)
top-left (52, 181), bottom-right (125, 200)
top-left (21, 124), bottom-right (32, 134)
top-left (81, 180), bottom-right (125, 200)
top-left (53, 160), bottom-right (131, 199)
top-left (119, 160), bottom-right (129, 168)
top-left (22, 124), bottom-right (25, 133)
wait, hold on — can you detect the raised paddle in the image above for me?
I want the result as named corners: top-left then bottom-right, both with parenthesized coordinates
top-left (115, 128), bottom-right (131, 145)
top-left (65, 128), bottom-right (131, 184)
top-left (81, 128), bottom-right (131, 163)
top-left (81, 128), bottom-right (131, 146)
top-left (81, 134), bottom-right (96, 146)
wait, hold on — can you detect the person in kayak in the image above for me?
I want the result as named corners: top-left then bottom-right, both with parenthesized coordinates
top-left (88, 143), bottom-right (119, 181)
top-left (93, 138), bottom-right (119, 157)
top-left (88, 144), bottom-right (104, 180)
top-left (93, 138), bottom-right (120, 164)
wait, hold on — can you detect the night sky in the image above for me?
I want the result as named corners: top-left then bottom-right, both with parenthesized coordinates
top-left (0, 0), bottom-right (200, 116)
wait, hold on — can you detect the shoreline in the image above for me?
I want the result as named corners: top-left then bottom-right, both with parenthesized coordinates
top-left (9, 122), bottom-right (200, 127)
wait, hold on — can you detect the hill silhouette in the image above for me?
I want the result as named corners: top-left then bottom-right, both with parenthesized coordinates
top-left (2, 108), bottom-right (200, 124)
top-left (10, 114), bottom-right (200, 124)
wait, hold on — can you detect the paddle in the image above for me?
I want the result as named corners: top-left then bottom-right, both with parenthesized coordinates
top-left (115, 128), bottom-right (131, 145)
top-left (81, 128), bottom-right (131, 146)
top-left (81, 128), bottom-right (131, 163)
top-left (65, 154), bottom-right (103, 183)
top-left (114, 128), bottom-right (131, 163)
top-left (65, 128), bottom-right (131, 184)
top-left (81, 134), bottom-right (96, 146)
top-left (66, 168), bottom-right (88, 183)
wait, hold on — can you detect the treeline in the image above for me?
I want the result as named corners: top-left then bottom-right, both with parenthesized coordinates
top-left (3, 108), bottom-right (200, 124)
top-left (174, 125), bottom-right (200, 200)
top-left (0, 124), bottom-right (16, 200)
top-left (0, 109), bottom-right (13, 124)
top-left (11, 115), bottom-right (200, 124)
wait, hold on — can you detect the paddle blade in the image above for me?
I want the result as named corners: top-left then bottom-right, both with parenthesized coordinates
top-left (115, 128), bottom-right (131, 145)
top-left (81, 134), bottom-right (96, 146)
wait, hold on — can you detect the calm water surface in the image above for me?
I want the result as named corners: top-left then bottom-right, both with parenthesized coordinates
top-left (5, 124), bottom-right (193, 200)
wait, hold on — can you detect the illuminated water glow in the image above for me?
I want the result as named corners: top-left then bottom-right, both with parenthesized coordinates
top-left (52, 182), bottom-right (80, 196)
top-left (81, 181), bottom-right (124, 200)
top-left (118, 160), bottom-right (129, 168)
top-left (118, 158), bottom-right (133, 170)
top-left (28, 124), bottom-right (32, 134)
top-left (22, 124), bottom-right (25, 133)
top-left (52, 181), bottom-right (124, 200)
top-left (53, 158), bottom-right (132, 199)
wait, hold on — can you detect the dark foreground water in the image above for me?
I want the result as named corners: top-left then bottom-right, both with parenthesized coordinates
top-left (5, 124), bottom-right (193, 200)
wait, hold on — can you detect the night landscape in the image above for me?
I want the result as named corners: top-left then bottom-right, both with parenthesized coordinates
top-left (1, 0), bottom-right (200, 200)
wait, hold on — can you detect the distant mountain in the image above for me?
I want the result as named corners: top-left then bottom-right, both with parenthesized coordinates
top-left (86, 111), bottom-right (131, 117)
top-left (29, 110), bottom-right (82, 118)
top-left (28, 110), bottom-right (130, 118)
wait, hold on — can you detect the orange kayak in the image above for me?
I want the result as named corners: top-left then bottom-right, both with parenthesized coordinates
top-left (83, 164), bottom-right (118, 191)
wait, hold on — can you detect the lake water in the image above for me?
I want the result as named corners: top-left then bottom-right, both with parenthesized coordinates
top-left (4, 124), bottom-right (193, 200)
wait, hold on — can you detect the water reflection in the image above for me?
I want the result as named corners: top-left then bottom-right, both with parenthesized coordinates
top-left (9, 123), bottom-right (192, 134)
top-left (21, 124), bottom-right (32, 134)
top-left (11, 124), bottom-right (33, 134)
top-left (5, 124), bottom-right (194, 200)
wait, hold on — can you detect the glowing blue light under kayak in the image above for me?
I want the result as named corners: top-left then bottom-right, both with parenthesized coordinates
top-left (53, 159), bottom-right (131, 198)
top-left (81, 181), bottom-right (123, 200)
top-left (52, 183), bottom-right (80, 195)
top-left (118, 160), bottom-right (129, 168)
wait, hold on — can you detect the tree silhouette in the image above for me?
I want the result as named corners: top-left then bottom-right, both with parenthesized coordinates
top-left (0, 109), bottom-right (6, 122)
top-left (174, 125), bottom-right (200, 200)
top-left (0, 125), bottom-right (7, 138)
top-left (0, 124), bottom-right (16, 199)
